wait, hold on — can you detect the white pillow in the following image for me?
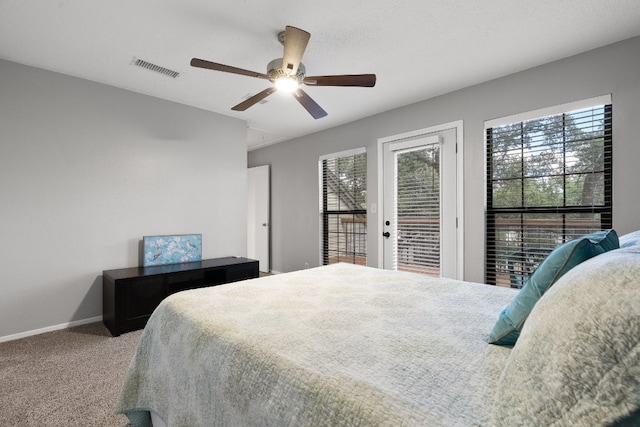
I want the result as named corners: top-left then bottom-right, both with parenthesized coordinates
top-left (619, 230), bottom-right (640, 248)
top-left (493, 246), bottom-right (640, 426)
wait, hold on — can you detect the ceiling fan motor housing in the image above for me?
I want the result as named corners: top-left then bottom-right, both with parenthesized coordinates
top-left (267, 58), bottom-right (306, 83)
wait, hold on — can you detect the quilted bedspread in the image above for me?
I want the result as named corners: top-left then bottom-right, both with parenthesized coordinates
top-left (115, 263), bottom-right (516, 426)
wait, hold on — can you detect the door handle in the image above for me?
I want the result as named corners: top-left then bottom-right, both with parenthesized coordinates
top-left (382, 232), bottom-right (390, 238)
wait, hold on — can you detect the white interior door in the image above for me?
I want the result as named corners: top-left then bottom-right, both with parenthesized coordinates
top-left (247, 165), bottom-right (270, 272)
top-left (381, 127), bottom-right (458, 278)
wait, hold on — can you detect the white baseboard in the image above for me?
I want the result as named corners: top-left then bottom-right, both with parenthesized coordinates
top-left (0, 315), bottom-right (103, 344)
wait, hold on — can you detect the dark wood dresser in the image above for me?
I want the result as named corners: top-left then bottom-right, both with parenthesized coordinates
top-left (103, 257), bottom-right (259, 336)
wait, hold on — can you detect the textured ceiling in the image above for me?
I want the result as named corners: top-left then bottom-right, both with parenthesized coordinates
top-left (1, 0), bottom-right (640, 149)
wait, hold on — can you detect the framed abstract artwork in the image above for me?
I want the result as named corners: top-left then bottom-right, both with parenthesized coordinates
top-left (143, 234), bottom-right (202, 267)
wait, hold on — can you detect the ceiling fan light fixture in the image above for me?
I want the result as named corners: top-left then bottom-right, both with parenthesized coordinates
top-left (274, 76), bottom-right (299, 93)
top-left (190, 26), bottom-right (376, 119)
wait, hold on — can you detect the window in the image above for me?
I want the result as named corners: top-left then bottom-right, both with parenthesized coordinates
top-left (485, 97), bottom-right (612, 287)
top-left (320, 149), bottom-right (367, 265)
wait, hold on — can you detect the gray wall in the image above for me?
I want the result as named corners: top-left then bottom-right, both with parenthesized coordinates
top-left (249, 36), bottom-right (640, 280)
top-left (0, 59), bottom-right (248, 339)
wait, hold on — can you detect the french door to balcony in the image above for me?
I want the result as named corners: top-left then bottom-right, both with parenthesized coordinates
top-left (381, 125), bottom-right (459, 279)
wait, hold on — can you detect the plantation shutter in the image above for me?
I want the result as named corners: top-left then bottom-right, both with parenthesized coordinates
top-left (320, 149), bottom-right (367, 265)
top-left (485, 100), bottom-right (612, 287)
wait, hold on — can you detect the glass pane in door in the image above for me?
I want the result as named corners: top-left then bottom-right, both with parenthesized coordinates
top-left (395, 145), bottom-right (440, 276)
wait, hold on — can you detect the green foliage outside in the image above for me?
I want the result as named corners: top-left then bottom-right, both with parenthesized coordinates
top-left (490, 108), bottom-right (606, 209)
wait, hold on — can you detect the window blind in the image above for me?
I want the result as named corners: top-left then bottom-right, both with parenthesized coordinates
top-left (485, 103), bottom-right (612, 287)
top-left (320, 150), bottom-right (367, 265)
top-left (394, 145), bottom-right (441, 275)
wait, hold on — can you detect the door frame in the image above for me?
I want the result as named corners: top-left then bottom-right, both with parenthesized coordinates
top-left (247, 165), bottom-right (270, 272)
top-left (376, 120), bottom-right (464, 279)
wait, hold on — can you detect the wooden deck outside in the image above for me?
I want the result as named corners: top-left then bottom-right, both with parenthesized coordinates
top-left (329, 217), bottom-right (595, 284)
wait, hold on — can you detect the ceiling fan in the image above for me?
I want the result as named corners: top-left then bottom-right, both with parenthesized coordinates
top-left (190, 26), bottom-right (376, 119)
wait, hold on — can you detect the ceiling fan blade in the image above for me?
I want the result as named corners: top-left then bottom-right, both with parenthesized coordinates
top-left (231, 87), bottom-right (277, 111)
top-left (190, 58), bottom-right (269, 80)
top-left (282, 26), bottom-right (310, 76)
top-left (303, 74), bottom-right (376, 87)
top-left (293, 88), bottom-right (327, 119)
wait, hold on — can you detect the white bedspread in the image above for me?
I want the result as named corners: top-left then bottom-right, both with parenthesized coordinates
top-left (116, 263), bottom-right (516, 426)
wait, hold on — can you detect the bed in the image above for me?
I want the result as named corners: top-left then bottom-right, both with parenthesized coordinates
top-left (115, 230), bottom-right (640, 426)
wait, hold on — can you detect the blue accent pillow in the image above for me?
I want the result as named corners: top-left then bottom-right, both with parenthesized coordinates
top-left (488, 229), bottom-right (618, 345)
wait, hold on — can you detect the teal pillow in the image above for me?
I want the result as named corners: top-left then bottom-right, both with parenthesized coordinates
top-left (488, 229), bottom-right (618, 345)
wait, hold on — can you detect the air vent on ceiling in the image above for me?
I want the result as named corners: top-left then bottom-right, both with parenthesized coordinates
top-left (131, 58), bottom-right (180, 78)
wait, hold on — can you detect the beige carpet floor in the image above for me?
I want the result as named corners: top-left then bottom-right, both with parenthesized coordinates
top-left (0, 322), bottom-right (142, 426)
